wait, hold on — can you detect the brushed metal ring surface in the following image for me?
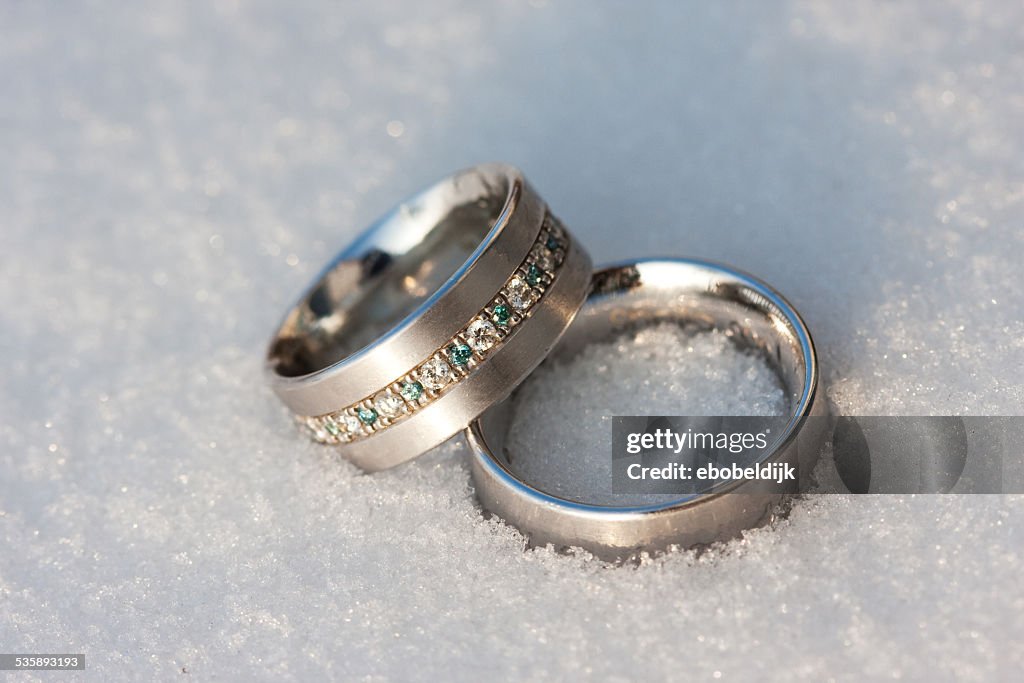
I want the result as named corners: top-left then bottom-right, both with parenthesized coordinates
top-left (466, 258), bottom-right (828, 560)
top-left (266, 163), bottom-right (592, 471)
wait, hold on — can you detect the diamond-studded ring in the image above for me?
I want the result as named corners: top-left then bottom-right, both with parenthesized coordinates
top-left (266, 164), bottom-right (593, 471)
top-left (466, 258), bottom-right (830, 560)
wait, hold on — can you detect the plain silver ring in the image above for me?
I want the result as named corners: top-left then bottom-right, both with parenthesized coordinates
top-left (265, 163), bottom-right (592, 471)
top-left (466, 258), bottom-right (829, 560)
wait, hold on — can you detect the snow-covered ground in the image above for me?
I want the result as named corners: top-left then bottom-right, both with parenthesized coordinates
top-left (2, 2), bottom-right (1022, 679)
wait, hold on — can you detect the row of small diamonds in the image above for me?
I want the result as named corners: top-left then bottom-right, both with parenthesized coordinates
top-left (301, 214), bottom-right (569, 445)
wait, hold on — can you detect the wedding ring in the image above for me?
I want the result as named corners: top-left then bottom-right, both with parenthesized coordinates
top-left (266, 164), bottom-right (592, 471)
top-left (466, 258), bottom-right (828, 559)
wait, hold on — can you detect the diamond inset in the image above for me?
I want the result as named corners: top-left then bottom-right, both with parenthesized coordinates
top-left (419, 357), bottom-right (452, 390)
top-left (447, 343), bottom-right (472, 366)
top-left (531, 243), bottom-right (555, 271)
top-left (373, 391), bottom-right (405, 419)
top-left (526, 263), bottom-right (543, 287)
top-left (491, 304), bottom-right (511, 327)
top-left (357, 407), bottom-right (378, 425)
top-left (323, 417), bottom-right (342, 438)
top-left (505, 276), bottom-right (535, 310)
top-left (400, 381), bottom-right (424, 402)
top-left (465, 318), bottom-right (498, 352)
top-left (307, 417), bottom-right (330, 442)
top-left (339, 413), bottom-right (362, 434)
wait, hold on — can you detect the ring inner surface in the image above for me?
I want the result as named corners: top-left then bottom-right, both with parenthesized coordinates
top-left (478, 263), bottom-right (811, 505)
top-left (270, 169), bottom-right (511, 378)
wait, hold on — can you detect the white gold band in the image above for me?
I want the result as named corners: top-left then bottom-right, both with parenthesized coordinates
top-left (467, 258), bottom-right (829, 559)
top-left (266, 164), bottom-right (593, 470)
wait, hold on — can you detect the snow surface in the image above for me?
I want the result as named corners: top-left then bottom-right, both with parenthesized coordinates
top-left (2, 1), bottom-right (1023, 680)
